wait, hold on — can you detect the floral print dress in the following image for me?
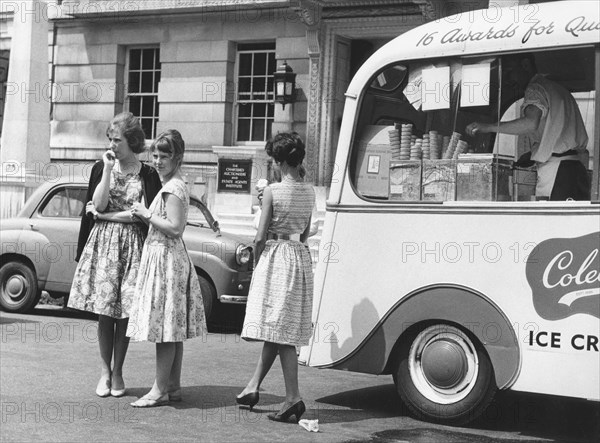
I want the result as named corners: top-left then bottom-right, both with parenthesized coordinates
top-left (68, 169), bottom-right (145, 318)
top-left (127, 178), bottom-right (206, 342)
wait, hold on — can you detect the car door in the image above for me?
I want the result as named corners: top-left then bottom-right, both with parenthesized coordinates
top-left (29, 184), bottom-right (87, 294)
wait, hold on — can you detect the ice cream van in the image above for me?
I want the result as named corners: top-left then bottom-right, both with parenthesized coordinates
top-left (299, 1), bottom-right (599, 425)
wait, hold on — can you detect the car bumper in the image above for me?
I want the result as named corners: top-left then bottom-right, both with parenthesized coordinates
top-left (217, 271), bottom-right (252, 304)
top-left (219, 295), bottom-right (248, 304)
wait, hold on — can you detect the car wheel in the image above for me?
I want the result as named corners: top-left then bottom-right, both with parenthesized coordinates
top-left (393, 323), bottom-right (496, 425)
top-left (197, 274), bottom-right (216, 324)
top-left (0, 261), bottom-right (41, 313)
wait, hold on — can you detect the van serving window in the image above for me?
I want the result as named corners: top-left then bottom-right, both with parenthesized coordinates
top-left (349, 47), bottom-right (597, 203)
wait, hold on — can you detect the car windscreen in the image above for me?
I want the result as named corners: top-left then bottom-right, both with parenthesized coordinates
top-left (188, 197), bottom-right (215, 228)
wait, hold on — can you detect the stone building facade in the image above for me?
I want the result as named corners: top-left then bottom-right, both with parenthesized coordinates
top-left (2, 0), bottom-right (502, 218)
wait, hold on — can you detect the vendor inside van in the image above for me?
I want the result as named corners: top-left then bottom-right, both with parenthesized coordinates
top-left (466, 53), bottom-right (590, 201)
top-left (350, 46), bottom-right (595, 203)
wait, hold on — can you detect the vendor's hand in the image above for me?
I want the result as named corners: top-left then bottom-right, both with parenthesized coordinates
top-left (86, 201), bottom-right (99, 219)
top-left (131, 201), bottom-right (151, 221)
top-left (513, 151), bottom-right (535, 169)
top-left (466, 122), bottom-right (488, 137)
top-left (102, 150), bottom-right (116, 169)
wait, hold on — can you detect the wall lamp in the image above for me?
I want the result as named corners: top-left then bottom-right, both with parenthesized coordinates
top-left (273, 61), bottom-right (297, 109)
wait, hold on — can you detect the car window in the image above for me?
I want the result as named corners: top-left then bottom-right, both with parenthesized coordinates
top-left (40, 187), bottom-right (87, 218)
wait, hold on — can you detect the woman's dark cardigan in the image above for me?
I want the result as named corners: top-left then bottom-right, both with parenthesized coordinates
top-left (75, 161), bottom-right (162, 262)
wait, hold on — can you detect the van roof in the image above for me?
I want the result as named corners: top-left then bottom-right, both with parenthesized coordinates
top-left (348, 1), bottom-right (600, 96)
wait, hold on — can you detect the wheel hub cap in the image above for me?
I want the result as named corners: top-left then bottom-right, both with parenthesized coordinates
top-left (421, 339), bottom-right (468, 389)
top-left (6, 275), bottom-right (27, 300)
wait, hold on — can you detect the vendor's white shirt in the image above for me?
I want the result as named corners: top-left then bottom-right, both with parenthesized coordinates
top-left (522, 74), bottom-right (588, 163)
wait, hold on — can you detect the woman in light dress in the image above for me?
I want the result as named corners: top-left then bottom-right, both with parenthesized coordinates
top-left (127, 129), bottom-right (206, 407)
top-left (69, 112), bottom-right (161, 398)
top-left (237, 132), bottom-right (315, 423)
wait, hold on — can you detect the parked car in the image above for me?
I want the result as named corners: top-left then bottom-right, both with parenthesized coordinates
top-left (0, 177), bottom-right (253, 323)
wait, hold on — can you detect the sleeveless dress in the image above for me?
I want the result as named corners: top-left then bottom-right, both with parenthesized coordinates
top-left (241, 179), bottom-right (316, 346)
top-left (68, 168), bottom-right (145, 318)
top-left (127, 178), bottom-right (206, 343)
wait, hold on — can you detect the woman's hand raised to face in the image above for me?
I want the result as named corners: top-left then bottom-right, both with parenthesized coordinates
top-left (103, 150), bottom-right (116, 169)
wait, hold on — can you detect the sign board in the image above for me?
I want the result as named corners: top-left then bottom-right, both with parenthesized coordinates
top-left (217, 159), bottom-right (252, 193)
top-left (421, 66), bottom-right (450, 111)
top-left (460, 62), bottom-right (491, 107)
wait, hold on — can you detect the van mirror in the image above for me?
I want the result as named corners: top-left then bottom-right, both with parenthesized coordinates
top-left (370, 65), bottom-right (407, 92)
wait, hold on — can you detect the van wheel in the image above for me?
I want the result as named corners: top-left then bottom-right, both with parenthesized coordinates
top-left (393, 323), bottom-right (496, 425)
top-left (0, 261), bottom-right (41, 313)
top-left (197, 274), bottom-right (215, 323)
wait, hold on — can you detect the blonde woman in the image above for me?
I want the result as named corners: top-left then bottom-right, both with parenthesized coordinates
top-left (127, 130), bottom-right (206, 407)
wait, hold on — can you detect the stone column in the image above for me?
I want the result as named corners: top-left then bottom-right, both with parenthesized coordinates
top-left (0, 0), bottom-right (50, 217)
top-left (1, 0), bottom-right (50, 169)
top-left (305, 28), bottom-right (322, 186)
top-left (291, 0), bottom-right (322, 185)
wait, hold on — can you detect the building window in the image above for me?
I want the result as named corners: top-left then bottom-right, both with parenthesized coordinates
top-left (236, 43), bottom-right (275, 142)
top-left (126, 47), bottom-right (160, 139)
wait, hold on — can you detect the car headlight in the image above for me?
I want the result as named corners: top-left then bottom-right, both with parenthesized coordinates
top-left (235, 245), bottom-right (252, 265)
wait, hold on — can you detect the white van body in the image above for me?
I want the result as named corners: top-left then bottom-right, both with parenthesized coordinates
top-left (300, 1), bottom-right (599, 425)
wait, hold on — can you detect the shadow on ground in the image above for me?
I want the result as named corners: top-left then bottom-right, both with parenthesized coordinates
top-left (122, 384), bottom-right (393, 425)
top-left (471, 391), bottom-right (600, 442)
top-left (2, 302), bottom-right (247, 334)
top-left (207, 304), bottom-right (246, 334)
top-left (124, 384), bottom-right (287, 415)
top-left (318, 384), bottom-right (599, 443)
top-left (315, 384), bottom-right (403, 424)
top-left (0, 305), bottom-right (97, 322)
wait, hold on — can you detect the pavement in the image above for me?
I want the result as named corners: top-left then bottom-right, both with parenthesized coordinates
top-left (0, 307), bottom-right (405, 443)
top-left (1, 306), bottom-right (599, 443)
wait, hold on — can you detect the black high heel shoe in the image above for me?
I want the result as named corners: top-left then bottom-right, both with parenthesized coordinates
top-left (267, 400), bottom-right (306, 423)
top-left (236, 391), bottom-right (259, 411)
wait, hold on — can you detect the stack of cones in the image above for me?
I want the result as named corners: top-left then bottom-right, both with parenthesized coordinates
top-left (429, 130), bottom-right (441, 159)
top-left (410, 138), bottom-right (423, 160)
top-left (454, 140), bottom-right (469, 158)
top-left (442, 136), bottom-right (450, 158)
top-left (422, 134), bottom-right (430, 160)
top-left (443, 132), bottom-right (462, 159)
top-left (398, 124), bottom-right (413, 160)
top-left (388, 128), bottom-right (401, 160)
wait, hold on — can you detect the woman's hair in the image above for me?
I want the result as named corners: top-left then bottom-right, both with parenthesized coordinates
top-left (265, 132), bottom-right (306, 168)
top-left (106, 112), bottom-right (146, 154)
top-left (151, 129), bottom-right (185, 169)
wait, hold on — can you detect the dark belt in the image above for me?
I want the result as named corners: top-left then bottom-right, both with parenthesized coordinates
top-left (552, 149), bottom-right (578, 157)
top-left (267, 233), bottom-right (291, 240)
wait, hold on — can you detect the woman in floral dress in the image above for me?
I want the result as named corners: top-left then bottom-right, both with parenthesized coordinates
top-left (127, 129), bottom-right (206, 407)
top-left (237, 132), bottom-right (315, 423)
top-left (69, 112), bottom-right (161, 398)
